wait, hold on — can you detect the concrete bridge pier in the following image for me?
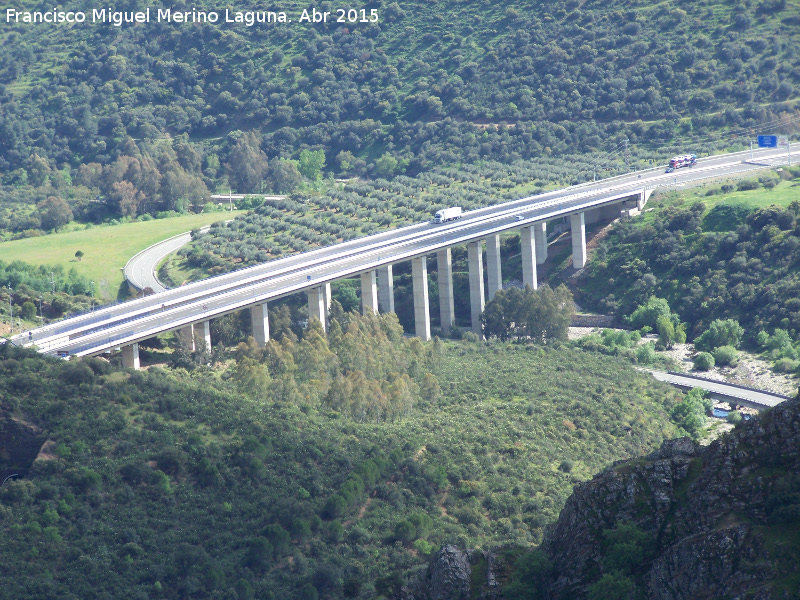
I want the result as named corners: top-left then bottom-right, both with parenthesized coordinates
top-left (194, 321), bottom-right (212, 353)
top-left (122, 343), bottom-right (140, 370)
top-left (308, 286), bottom-right (328, 333)
top-left (486, 234), bottom-right (502, 301)
top-left (178, 325), bottom-right (195, 351)
top-left (377, 265), bottom-right (394, 313)
top-left (468, 240), bottom-right (485, 335)
top-left (437, 248), bottom-right (455, 334)
top-left (250, 302), bottom-right (270, 346)
top-left (361, 270), bottom-right (379, 315)
top-left (570, 212), bottom-right (586, 269)
top-left (323, 282), bottom-right (332, 315)
top-left (534, 222), bottom-right (547, 264)
top-left (412, 256), bottom-right (431, 341)
top-left (520, 226), bottom-right (538, 290)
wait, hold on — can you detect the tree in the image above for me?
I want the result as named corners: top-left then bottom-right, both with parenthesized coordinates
top-left (75, 250), bottom-right (84, 261)
top-left (482, 284), bottom-right (574, 343)
top-left (656, 314), bottom-right (675, 348)
top-left (111, 181), bottom-right (144, 217)
top-left (269, 159), bottom-right (303, 193)
top-left (298, 149), bottom-right (325, 180)
top-left (20, 301), bottom-right (36, 320)
top-left (27, 154), bottom-right (52, 187)
top-left (694, 319), bottom-right (744, 352)
top-left (374, 153), bottom-right (399, 178)
top-left (244, 537), bottom-right (273, 570)
top-left (36, 196), bottom-right (73, 231)
top-left (627, 296), bottom-right (676, 330)
top-left (227, 132), bottom-right (268, 193)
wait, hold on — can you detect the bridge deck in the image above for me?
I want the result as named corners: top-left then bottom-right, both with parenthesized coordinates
top-left (645, 370), bottom-right (793, 409)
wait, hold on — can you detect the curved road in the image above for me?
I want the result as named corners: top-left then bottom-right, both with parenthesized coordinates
top-left (11, 147), bottom-right (791, 358)
top-left (124, 231), bottom-right (194, 293)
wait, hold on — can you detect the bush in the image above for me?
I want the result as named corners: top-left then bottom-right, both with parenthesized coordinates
top-left (693, 352), bottom-right (715, 371)
top-left (636, 343), bottom-right (656, 364)
top-left (694, 319), bottom-right (744, 352)
top-left (713, 345), bottom-right (738, 367)
top-left (727, 411), bottom-right (743, 424)
top-left (773, 358), bottom-right (800, 373)
top-left (737, 179), bottom-right (759, 191)
top-left (627, 297), bottom-right (675, 330)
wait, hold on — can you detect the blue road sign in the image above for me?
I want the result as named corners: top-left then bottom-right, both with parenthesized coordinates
top-left (757, 135), bottom-right (778, 148)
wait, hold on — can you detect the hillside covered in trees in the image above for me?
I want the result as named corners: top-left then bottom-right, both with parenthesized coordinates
top-left (578, 174), bottom-right (800, 362)
top-left (0, 308), bottom-right (682, 599)
top-left (0, 0), bottom-right (798, 231)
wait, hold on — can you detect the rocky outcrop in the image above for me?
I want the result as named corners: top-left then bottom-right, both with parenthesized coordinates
top-left (0, 413), bottom-right (46, 481)
top-left (399, 546), bottom-right (503, 600)
top-left (543, 396), bottom-right (800, 599)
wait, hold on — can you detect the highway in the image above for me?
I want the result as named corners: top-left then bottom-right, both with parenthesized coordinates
top-left (10, 146), bottom-right (790, 358)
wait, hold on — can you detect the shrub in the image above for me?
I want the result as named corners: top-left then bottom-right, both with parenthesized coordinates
top-left (727, 411), bottom-right (743, 424)
top-left (636, 343), bottom-right (656, 364)
top-left (694, 319), bottom-right (744, 351)
top-left (693, 352), bottom-right (715, 371)
top-left (558, 459), bottom-right (574, 473)
top-left (736, 179), bottom-right (759, 191)
top-left (713, 345), bottom-right (738, 367)
top-left (773, 358), bottom-right (800, 373)
top-left (627, 297), bottom-right (676, 330)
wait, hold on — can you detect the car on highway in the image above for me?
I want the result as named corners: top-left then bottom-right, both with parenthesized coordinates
top-left (515, 215), bottom-right (524, 221)
top-left (665, 166), bottom-right (674, 173)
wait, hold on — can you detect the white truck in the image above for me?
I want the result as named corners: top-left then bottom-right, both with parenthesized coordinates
top-left (434, 206), bottom-right (462, 224)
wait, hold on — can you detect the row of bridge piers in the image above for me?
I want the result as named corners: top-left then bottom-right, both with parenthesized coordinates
top-left (121, 195), bottom-right (647, 369)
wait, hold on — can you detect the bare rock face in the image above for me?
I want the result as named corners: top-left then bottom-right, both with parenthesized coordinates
top-left (400, 546), bottom-right (504, 600)
top-left (543, 396), bottom-right (800, 600)
top-left (0, 413), bottom-right (46, 481)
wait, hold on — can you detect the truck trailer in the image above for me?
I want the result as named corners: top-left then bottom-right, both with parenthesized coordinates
top-left (434, 206), bottom-right (462, 223)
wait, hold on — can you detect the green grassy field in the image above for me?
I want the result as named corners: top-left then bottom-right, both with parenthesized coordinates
top-left (643, 177), bottom-right (799, 223)
top-left (0, 212), bottom-right (244, 300)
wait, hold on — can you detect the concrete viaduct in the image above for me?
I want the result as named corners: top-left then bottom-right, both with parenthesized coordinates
top-left (10, 147), bottom-right (789, 369)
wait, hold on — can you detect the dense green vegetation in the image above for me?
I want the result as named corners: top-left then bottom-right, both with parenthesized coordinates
top-left (0, 260), bottom-right (96, 332)
top-left (0, 307), bottom-right (681, 599)
top-left (1, 0), bottom-right (798, 234)
top-left (579, 170), bottom-right (800, 369)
